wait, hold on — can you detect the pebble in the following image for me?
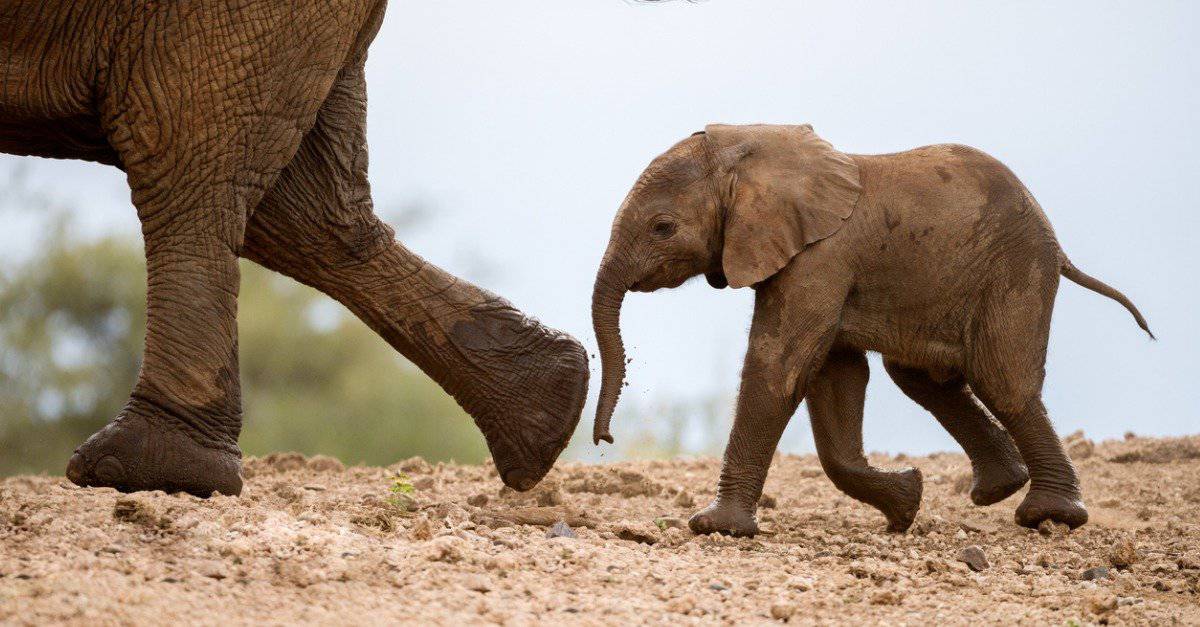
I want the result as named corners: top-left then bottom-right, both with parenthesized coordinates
top-left (674, 491), bottom-right (695, 508)
top-left (758, 493), bottom-right (777, 509)
top-left (466, 494), bottom-right (488, 507)
top-left (1081, 566), bottom-right (1111, 581)
top-left (614, 523), bottom-right (658, 545)
top-left (957, 546), bottom-right (989, 572)
top-left (1037, 519), bottom-right (1069, 537)
top-left (770, 602), bottom-right (796, 620)
top-left (546, 521), bottom-right (576, 539)
top-left (1108, 538), bottom-right (1140, 569)
top-left (655, 517), bottom-right (687, 530)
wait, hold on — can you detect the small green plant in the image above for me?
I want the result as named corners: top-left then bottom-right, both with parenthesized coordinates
top-left (386, 473), bottom-right (417, 512)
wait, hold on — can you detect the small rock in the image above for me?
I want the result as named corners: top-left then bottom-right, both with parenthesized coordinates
top-left (954, 529), bottom-right (968, 540)
top-left (424, 536), bottom-right (467, 563)
top-left (113, 497), bottom-right (169, 529)
top-left (758, 493), bottom-right (777, 509)
top-left (708, 581), bottom-right (727, 591)
top-left (546, 520), bottom-right (576, 539)
top-left (1037, 519), bottom-right (1069, 537)
top-left (409, 515), bottom-right (437, 541)
top-left (957, 545), bottom-right (989, 572)
top-left (666, 594), bottom-right (696, 614)
top-left (1108, 538), bottom-right (1139, 569)
top-left (770, 602), bottom-right (796, 620)
top-left (306, 455), bottom-right (344, 473)
top-left (654, 517), bottom-right (687, 531)
top-left (1081, 566), bottom-right (1111, 581)
top-left (614, 522), bottom-right (658, 545)
top-left (467, 494), bottom-right (489, 507)
top-left (674, 491), bottom-right (695, 508)
top-left (302, 484), bottom-right (326, 492)
top-left (870, 590), bottom-right (903, 606)
top-left (413, 476), bottom-right (436, 491)
top-left (1084, 592), bottom-right (1118, 616)
top-left (396, 456), bottom-right (431, 474)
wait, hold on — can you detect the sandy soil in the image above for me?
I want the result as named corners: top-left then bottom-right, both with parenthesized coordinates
top-left (2, 434), bottom-right (1198, 625)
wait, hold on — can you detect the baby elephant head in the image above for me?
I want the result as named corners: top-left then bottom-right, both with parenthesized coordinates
top-left (591, 124), bottom-right (862, 444)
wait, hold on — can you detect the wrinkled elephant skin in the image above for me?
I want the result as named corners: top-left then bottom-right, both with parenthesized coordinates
top-left (592, 125), bottom-right (1152, 534)
top-left (1, 0), bottom-right (587, 496)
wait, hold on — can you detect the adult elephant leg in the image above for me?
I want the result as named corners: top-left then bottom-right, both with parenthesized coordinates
top-left (883, 360), bottom-right (1028, 505)
top-left (967, 276), bottom-right (1087, 529)
top-left (242, 64), bottom-right (588, 491)
top-left (688, 277), bottom-right (844, 537)
top-left (809, 350), bottom-right (923, 532)
top-left (66, 2), bottom-right (367, 495)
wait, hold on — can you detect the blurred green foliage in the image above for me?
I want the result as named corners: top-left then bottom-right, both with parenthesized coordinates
top-left (0, 211), bottom-right (487, 477)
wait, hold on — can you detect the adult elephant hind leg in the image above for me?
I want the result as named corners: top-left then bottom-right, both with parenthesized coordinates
top-left (809, 350), bottom-right (923, 532)
top-left (967, 283), bottom-right (1087, 529)
top-left (883, 360), bottom-right (1028, 506)
top-left (242, 65), bottom-right (588, 492)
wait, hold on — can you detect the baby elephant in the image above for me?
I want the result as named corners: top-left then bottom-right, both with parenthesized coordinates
top-left (591, 124), bottom-right (1152, 536)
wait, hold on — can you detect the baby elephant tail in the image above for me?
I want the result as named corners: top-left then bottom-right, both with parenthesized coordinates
top-left (1059, 253), bottom-right (1155, 339)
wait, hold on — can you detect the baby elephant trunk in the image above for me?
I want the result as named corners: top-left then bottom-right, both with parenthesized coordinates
top-left (591, 259), bottom-right (630, 445)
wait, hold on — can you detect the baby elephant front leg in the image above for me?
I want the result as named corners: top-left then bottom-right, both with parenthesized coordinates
top-left (689, 289), bottom-right (842, 537)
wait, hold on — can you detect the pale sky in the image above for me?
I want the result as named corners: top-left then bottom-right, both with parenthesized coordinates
top-left (2, 1), bottom-right (1197, 456)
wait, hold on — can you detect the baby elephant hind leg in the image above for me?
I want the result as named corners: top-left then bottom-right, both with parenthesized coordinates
top-left (968, 283), bottom-right (1087, 529)
top-left (809, 350), bottom-right (923, 532)
top-left (883, 360), bottom-right (1028, 505)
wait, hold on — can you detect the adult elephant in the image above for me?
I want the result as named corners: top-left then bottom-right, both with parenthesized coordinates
top-left (0, 0), bottom-right (588, 496)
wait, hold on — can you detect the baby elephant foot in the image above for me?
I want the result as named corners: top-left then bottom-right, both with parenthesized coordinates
top-left (67, 413), bottom-right (242, 497)
top-left (969, 459), bottom-right (1029, 506)
top-left (1015, 490), bottom-right (1088, 529)
top-left (688, 499), bottom-right (759, 537)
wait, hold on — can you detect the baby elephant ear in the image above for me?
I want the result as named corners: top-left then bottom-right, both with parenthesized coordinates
top-left (706, 124), bottom-right (862, 289)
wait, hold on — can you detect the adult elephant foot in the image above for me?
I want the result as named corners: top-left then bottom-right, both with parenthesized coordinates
top-left (872, 468), bottom-right (924, 532)
top-left (969, 458), bottom-right (1029, 506)
top-left (66, 411), bottom-right (243, 497)
top-left (688, 499), bottom-right (759, 537)
top-left (1015, 490), bottom-right (1088, 529)
top-left (443, 303), bottom-right (590, 492)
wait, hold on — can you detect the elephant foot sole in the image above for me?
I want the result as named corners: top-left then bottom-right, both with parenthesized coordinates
top-left (688, 500), bottom-right (759, 537)
top-left (66, 413), bottom-right (243, 497)
top-left (969, 459), bottom-right (1030, 506)
top-left (1015, 489), bottom-right (1088, 529)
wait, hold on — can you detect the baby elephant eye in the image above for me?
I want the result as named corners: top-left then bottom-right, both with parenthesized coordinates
top-left (651, 220), bottom-right (676, 238)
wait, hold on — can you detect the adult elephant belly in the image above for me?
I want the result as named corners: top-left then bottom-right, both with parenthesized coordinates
top-left (0, 114), bottom-right (120, 166)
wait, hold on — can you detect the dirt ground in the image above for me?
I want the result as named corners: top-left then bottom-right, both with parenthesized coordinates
top-left (2, 434), bottom-right (1198, 625)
